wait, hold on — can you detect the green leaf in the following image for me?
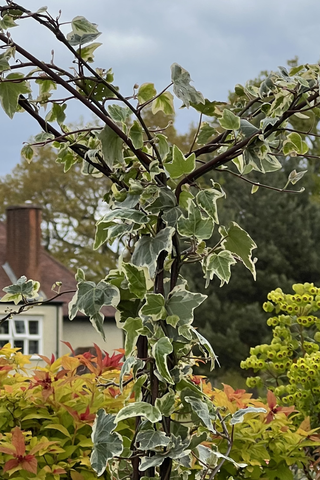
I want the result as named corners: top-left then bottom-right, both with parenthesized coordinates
top-left (1, 276), bottom-right (40, 305)
top-left (193, 329), bottom-right (218, 370)
top-left (197, 445), bottom-right (247, 469)
top-left (21, 144), bottom-right (35, 163)
top-left (177, 199), bottom-right (214, 240)
top-left (76, 42), bottom-right (102, 63)
top-left (122, 263), bottom-right (150, 299)
top-left (197, 122), bottom-right (216, 145)
top-left (115, 402), bottom-right (161, 424)
top-left (166, 286), bottom-right (206, 327)
top-left (240, 119), bottom-right (259, 138)
top-left (66, 31), bottom-right (101, 47)
top-left (152, 91), bottom-right (175, 115)
top-left (155, 134), bottom-right (170, 160)
top-left (98, 125), bottom-right (123, 168)
top-left (152, 337), bottom-right (174, 384)
top-left (45, 103), bottom-right (66, 125)
top-left (119, 357), bottom-right (144, 391)
top-left (218, 109), bottom-right (240, 130)
top-left (155, 389), bottom-right (176, 416)
top-left (190, 99), bottom-right (224, 116)
top-left (288, 169), bottom-right (308, 185)
top-left (107, 104), bottom-right (131, 123)
top-left (284, 132), bottom-right (309, 155)
top-left (99, 208), bottom-right (149, 225)
top-left (0, 15), bottom-right (18, 30)
top-left (184, 396), bottom-right (215, 433)
top-left (139, 454), bottom-right (166, 471)
top-left (166, 315), bottom-right (180, 327)
top-left (0, 73), bottom-right (31, 118)
top-left (129, 120), bottom-right (144, 149)
top-left (140, 293), bottom-right (166, 320)
top-left (43, 424), bottom-right (71, 437)
top-left (203, 250), bottom-right (236, 288)
top-left (136, 430), bottom-right (170, 450)
top-left (132, 226), bottom-right (175, 278)
top-left (72, 16), bottom-right (99, 35)
top-left (91, 410), bottom-right (123, 476)
top-left (196, 184), bottom-right (225, 223)
top-left (221, 222), bottom-right (257, 279)
top-left (123, 317), bottom-right (143, 356)
top-left (171, 63), bottom-right (204, 108)
top-left (138, 83), bottom-right (156, 104)
top-left (68, 280), bottom-right (120, 340)
top-left (230, 407), bottom-right (267, 425)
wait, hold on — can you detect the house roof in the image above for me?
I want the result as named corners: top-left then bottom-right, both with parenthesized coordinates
top-left (0, 214), bottom-right (115, 319)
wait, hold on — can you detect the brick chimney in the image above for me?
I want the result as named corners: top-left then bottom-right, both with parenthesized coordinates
top-left (6, 205), bottom-right (42, 282)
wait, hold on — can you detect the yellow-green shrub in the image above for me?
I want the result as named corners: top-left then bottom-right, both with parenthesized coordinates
top-left (0, 344), bottom-right (318, 479)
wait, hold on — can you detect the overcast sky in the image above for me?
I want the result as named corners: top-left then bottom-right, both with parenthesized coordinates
top-left (1, 0), bottom-right (320, 176)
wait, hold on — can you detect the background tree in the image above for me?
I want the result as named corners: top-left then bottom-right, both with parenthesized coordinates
top-left (1, 3), bottom-right (320, 479)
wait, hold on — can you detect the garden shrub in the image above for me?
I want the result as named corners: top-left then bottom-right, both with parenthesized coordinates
top-left (0, 343), bottom-right (318, 479)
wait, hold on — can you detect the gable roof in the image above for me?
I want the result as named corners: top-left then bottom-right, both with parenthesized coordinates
top-left (0, 208), bottom-right (115, 319)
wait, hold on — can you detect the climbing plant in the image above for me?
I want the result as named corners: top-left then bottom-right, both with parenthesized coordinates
top-left (0, 3), bottom-right (320, 479)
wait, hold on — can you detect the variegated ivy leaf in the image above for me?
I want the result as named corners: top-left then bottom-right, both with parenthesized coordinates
top-left (166, 285), bottom-right (207, 327)
top-left (98, 124), bottom-right (123, 168)
top-left (155, 389), bottom-right (176, 416)
top-left (152, 337), bottom-right (174, 385)
top-left (119, 356), bottom-right (144, 392)
top-left (122, 263), bottom-right (152, 299)
top-left (184, 396), bottom-right (215, 433)
top-left (68, 280), bottom-right (120, 340)
top-left (218, 108), bottom-right (240, 130)
top-left (164, 145), bottom-right (195, 179)
top-left (131, 226), bottom-right (175, 278)
top-left (196, 183), bottom-right (225, 224)
top-left (171, 63), bottom-right (205, 108)
top-left (152, 91), bottom-right (175, 115)
top-left (1, 276), bottom-right (40, 305)
top-left (192, 329), bottom-right (218, 370)
top-left (123, 317), bottom-right (143, 356)
top-left (140, 293), bottom-right (166, 321)
top-left (178, 199), bottom-right (214, 241)
top-left (203, 250), bottom-right (237, 288)
top-left (136, 430), bottom-right (170, 450)
top-left (283, 132), bottom-right (309, 156)
top-left (0, 73), bottom-right (31, 118)
top-left (115, 402), bottom-right (162, 424)
top-left (129, 120), bottom-right (144, 149)
top-left (91, 410), bottom-right (123, 476)
top-left (137, 82), bottom-right (156, 103)
top-left (220, 222), bottom-right (257, 279)
top-left (230, 407), bottom-right (267, 425)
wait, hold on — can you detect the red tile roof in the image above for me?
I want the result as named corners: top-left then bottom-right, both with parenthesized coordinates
top-left (0, 220), bottom-right (115, 318)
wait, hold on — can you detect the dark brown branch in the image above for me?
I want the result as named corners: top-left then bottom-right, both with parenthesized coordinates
top-left (0, 32), bottom-right (153, 174)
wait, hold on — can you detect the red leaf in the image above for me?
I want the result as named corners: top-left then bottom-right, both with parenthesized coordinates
top-left (20, 455), bottom-right (37, 474)
top-left (94, 343), bottom-right (103, 372)
top-left (3, 458), bottom-right (19, 473)
top-left (267, 390), bottom-right (277, 410)
top-left (61, 341), bottom-right (75, 356)
top-left (12, 426), bottom-right (25, 457)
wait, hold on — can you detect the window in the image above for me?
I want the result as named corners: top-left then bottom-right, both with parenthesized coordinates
top-left (0, 316), bottom-right (42, 355)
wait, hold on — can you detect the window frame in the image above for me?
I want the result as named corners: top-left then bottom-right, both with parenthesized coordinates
top-left (0, 315), bottom-right (43, 357)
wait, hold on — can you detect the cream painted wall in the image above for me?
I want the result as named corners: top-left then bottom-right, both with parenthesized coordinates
top-left (61, 319), bottom-right (123, 355)
top-left (0, 303), bottom-right (122, 360)
top-left (0, 303), bottom-right (63, 363)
